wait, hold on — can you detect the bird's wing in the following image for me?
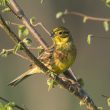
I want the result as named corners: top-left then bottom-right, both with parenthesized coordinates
top-left (29, 45), bottom-right (55, 69)
top-left (38, 45), bottom-right (55, 67)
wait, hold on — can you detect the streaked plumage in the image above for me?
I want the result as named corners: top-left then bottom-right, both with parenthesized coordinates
top-left (9, 27), bottom-right (77, 86)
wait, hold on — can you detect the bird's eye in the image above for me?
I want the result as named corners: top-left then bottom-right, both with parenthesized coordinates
top-left (59, 31), bottom-right (63, 35)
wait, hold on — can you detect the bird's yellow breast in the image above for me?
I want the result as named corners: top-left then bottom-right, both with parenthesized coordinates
top-left (51, 44), bottom-right (76, 73)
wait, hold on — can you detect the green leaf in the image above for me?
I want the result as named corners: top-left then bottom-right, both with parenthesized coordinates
top-left (0, 103), bottom-right (5, 110)
top-left (18, 25), bottom-right (29, 39)
top-left (5, 102), bottom-right (15, 110)
top-left (47, 78), bottom-right (54, 91)
top-left (0, 0), bottom-right (10, 6)
top-left (13, 43), bottom-right (24, 54)
top-left (107, 97), bottom-right (110, 107)
top-left (97, 107), bottom-right (104, 110)
top-left (37, 46), bottom-right (44, 56)
top-left (56, 12), bottom-right (63, 19)
top-left (105, 0), bottom-right (110, 7)
top-left (0, 49), bottom-right (8, 57)
top-left (0, 0), bottom-right (6, 6)
top-left (77, 78), bottom-right (84, 86)
top-left (23, 38), bottom-right (32, 46)
top-left (79, 100), bottom-right (85, 106)
top-left (87, 34), bottom-right (93, 45)
top-left (6, 106), bottom-right (13, 110)
top-left (47, 74), bottom-right (58, 91)
top-left (103, 21), bottom-right (109, 32)
top-left (2, 7), bottom-right (11, 13)
top-left (83, 16), bottom-right (88, 23)
top-left (30, 17), bottom-right (36, 25)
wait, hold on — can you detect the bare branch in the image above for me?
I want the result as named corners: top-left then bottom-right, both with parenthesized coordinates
top-left (62, 11), bottom-right (110, 22)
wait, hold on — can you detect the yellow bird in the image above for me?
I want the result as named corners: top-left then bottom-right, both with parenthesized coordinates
top-left (9, 27), bottom-right (77, 86)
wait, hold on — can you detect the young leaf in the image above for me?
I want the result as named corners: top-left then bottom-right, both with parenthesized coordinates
top-left (0, 0), bottom-right (6, 6)
top-left (103, 21), bottom-right (109, 32)
top-left (87, 34), bottom-right (93, 45)
top-left (107, 97), bottom-right (110, 107)
top-left (56, 12), bottom-right (63, 19)
top-left (0, 49), bottom-right (8, 57)
top-left (0, 0), bottom-right (10, 6)
top-left (105, 0), bottom-right (110, 7)
top-left (18, 25), bottom-right (29, 38)
top-left (13, 43), bottom-right (23, 54)
top-left (83, 16), bottom-right (88, 23)
top-left (23, 38), bottom-right (32, 46)
top-left (2, 7), bottom-right (11, 13)
top-left (97, 107), bottom-right (104, 110)
top-left (0, 103), bottom-right (5, 110)
top-left (47, 78), bottom-right (54, 91)
top-left (30, 17), bottom-right (36, 25)
top-left (77, 78), bottom-right (84, 86)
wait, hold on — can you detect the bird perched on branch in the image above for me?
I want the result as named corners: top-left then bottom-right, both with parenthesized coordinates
top-left (9, 27), bottom-right (77, 86)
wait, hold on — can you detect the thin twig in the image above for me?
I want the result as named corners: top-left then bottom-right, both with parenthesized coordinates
top-left (0, 97), bottom-right (25, 110)
top-left (63, 11), bottom-right (110, 22)
top-left (34, 22), bottom-right (51, 36)
top-left (16, 53), bottom-right (32, 62)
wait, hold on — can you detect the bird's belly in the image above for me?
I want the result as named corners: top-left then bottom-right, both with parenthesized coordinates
top-left (51, 53), bottom-right (75, 73)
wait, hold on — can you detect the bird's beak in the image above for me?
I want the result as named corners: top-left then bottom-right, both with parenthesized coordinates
top-left (50, 32), bottom-right (54, 37)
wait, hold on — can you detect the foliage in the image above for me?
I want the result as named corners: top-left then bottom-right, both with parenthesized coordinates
top-left (103, 21), bottom-right (109, 32)
top-left (0, 102), bottom-right (15, 110)
top-left (0, 0), bottom-right (10, 6)
top-left (105, 0), bottom-right (110, 7)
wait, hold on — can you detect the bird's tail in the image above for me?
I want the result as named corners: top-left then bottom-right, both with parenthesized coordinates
top-left (8, 66), bottom-right (42, 87)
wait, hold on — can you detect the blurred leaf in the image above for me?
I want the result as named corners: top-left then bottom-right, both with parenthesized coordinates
top-left (0, 49), bottom-right (8, 57)
top-left (4, 102), bottom-right (15, 110)
top-left (30, 17), bottom-right (36, 25)
top-left (87, 34), bottom-right (93, 45)
top-left (13, 43), bottom-right (23, 54)
top-left (2, 7), bottom-right (11, 13)
top-left (40, 0), bottom-right (44, 4)
top-left (18, 25), bottom-right (29, 39)
top-left (37, 46), bottom-right (44, 56)
top-left (0, 103), bottom-right (5, 110)
top-left (107, 97), bottom-right (110, 107)
top-left (98, 107), bottom-right (104, 110)
top-left (83, 16), bottom-right (88, 23)
top-left (47, 73), bottom-right (58, 91)
top-left (47, 78), bottom-right (58, 91)
top-left (56, 12), bottom-right (63, 19)
top-left (79, 100), bottom-right (85, 106)
top-left (77, 78), bottom-right (84, 86)
top-left (105, 0), bottom-right (110, 7)
top-left (0, 0), bottom-right (10, 6)
top-left (64, 9), bottom-right (68, 14)
top-left (23, 38), bottom-right (32, 46)
top-left (47, 78), bottom-right (54, 91)
top-left (103, 21), bottom-right (109, 32)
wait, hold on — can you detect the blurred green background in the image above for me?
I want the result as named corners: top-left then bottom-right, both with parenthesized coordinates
top-left (0, 0), bottom-right (110, 110)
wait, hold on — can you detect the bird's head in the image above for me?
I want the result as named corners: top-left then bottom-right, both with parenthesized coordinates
top-left (51, 27), bottom-right (73, 45)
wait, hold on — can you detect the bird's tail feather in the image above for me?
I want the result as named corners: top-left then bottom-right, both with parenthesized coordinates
top-left (8, 66), bottom-right (42, 87)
